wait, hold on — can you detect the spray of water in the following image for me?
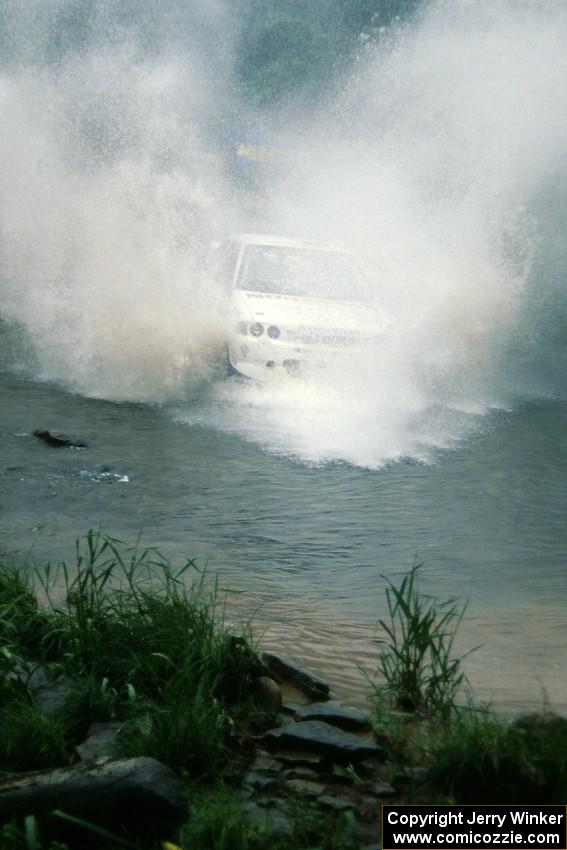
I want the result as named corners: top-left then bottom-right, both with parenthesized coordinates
top-left (1, 0), bottom-right (566, 464)
top-left (0, 0), bottom-right (243, 400)
top-left (207, 0), bottom-right (567, 466)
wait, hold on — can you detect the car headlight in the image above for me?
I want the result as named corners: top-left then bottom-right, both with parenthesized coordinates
top-left (267, 325), bottom-right (281, 339)
top-left (249, 322), bottom-right (264, 337)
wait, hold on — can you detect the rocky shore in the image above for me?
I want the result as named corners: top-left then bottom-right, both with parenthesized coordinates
top-left (1, 533), bottom-right (566, 849)
top-left (1, 652), bottom-right (405, 848)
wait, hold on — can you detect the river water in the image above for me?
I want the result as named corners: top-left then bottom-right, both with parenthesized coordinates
top-left (2, 366), bottom-right (566, 712)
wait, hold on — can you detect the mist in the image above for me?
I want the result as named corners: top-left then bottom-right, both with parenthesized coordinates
top-left (0, 0), bottom-right (243, 400)
top-left (1, 0), bottom-right (566, 466)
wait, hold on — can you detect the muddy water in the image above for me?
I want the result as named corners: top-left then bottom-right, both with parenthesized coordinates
top-left (2, 369), bottom-right (566, 712)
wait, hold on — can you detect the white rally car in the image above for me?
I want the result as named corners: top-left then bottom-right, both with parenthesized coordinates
top-left (208, 233), bottom-right (390, 381)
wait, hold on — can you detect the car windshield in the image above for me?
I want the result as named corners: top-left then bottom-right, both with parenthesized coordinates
top-left (237, 245), bottom-right (371, 302)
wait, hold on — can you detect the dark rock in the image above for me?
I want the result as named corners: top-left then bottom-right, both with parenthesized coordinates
top-left (76, 722), bottom-right (122, 762)
top-left (262, 653), bottom-right (330, 700)
top-left (0, 757), bottom-right (186, 831)
top-left (243, 802), bottom-right (293, 838)
top-left (255, 797), bottom-right (291, 810)
top-left (33, 429), bottom-right (87, 448)
top-left (317, 794), bottom-right (355, 812)
top-left (263, 720), bottom-right (385, 763)
top-left (512, 712), bottom-right (567, 738)
top-left (282, 766), bottom-right (320, 781)
top-left (282, 701), bottom-right (304, 715)
top-left (367, 781), bottom-right (396, 798)
top-left (400, 766), bottom-right (429, 785)
top-left (294, 701), bottom-right (372, 731)
top-left (251, 676), bottom-right (282, 713)
top-left (285, 778), bottom-right (325, 797)
top-left (29, 671), bottom-right (74, 716)
top-left (331, 764), bottom-right (351, 781)
top-left (243, 771), bottom-right (281, 793)
top-left (249, 752), bottom-right (283, 773)
top-left (272, 750), bottom-right (325, 768)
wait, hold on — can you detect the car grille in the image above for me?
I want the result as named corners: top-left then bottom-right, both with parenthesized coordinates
top-left (286, 327), bottom-right (359, 346)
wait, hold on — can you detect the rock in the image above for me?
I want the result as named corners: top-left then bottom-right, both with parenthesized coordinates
top-left (284, 779), bottom-right (325, 797)
top-left (0, 757), bottom-right (186, 831)
top-left (249, 752), bottom-right (283, 773)
top-left (317, 794), bottom-right (355, 812)
top-left (294, 701), bottom-right (372, 731)
top-left (399, 766), bottom-right (429, 785)
top-left (263, 721), bottom-right (385, 763)
top-left (28, 671), bottom-right (74, 716)
top-left (282, 701), bottom-right (304, 715)
top-left (33, 429), bottom-right (87, 448)
top-left (262, 653), bottom-right (330, 701)
top-left (243, 771), bottom-right (281, 793)
top-left (282, 766), bottom-right (320, 781)
top-left (512, 712), bottom-right (567, 738)
top-left (76, 722), bottom-right (122, 762)
top-left (367, 781), bottom-right (396, 798)
top-left (331, 764), bottom-right (351, 781)
top-left (271, 750), bottom-right (325, 768)
top-left (251, 676), bottom-right (282, 713)
top-left (243, 802), bottom-right (294, 838)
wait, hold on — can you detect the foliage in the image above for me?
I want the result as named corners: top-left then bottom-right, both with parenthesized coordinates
top-left (426, 707), bottom-right (567, 803)
top-left (180, 788), bottom-right (358, 850)
top-left (0, 567), bottom-right (48, 680)
top-left (0, 531), bottom-right (265, 778)
top-left (0, 700), bottom-right (68, 772)
top-left (372, 565), bottom-right (474, 719)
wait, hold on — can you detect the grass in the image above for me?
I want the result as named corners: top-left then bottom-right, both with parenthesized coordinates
top-left (0, 700), bottom-right (68, 772)
top-left (368, 566), bottom-right (567, 806)
top-left (180, 787), bottom-right (358, 850)
top-left (0, 530), bottom-right (266, 780)
top-left (371, 564), bottom-right (474, 720)
top-left (2, 538), bottom-right (567, 844)
top-left (425, 705), bottom-right (567, 803)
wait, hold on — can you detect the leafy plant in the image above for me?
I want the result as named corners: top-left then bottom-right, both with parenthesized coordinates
top-left (373, 565), bottom-right (474, 719)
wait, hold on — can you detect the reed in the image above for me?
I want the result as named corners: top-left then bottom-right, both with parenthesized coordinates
top-left (372, 564), bottom-right (474, 719)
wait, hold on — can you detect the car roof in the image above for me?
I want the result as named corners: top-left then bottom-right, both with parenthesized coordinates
top-left (229, 233), bottom-right (342, 252)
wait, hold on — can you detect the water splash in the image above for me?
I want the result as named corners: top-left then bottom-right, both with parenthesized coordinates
top-left (1, 0), bottom-right (566, 464)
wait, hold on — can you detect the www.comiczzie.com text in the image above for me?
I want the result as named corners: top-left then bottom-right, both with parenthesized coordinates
top-left (382, 805), bottom-right (567, 849)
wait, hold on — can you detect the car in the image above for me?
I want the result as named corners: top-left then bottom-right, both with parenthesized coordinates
top-left (208, 233), bottom-right (390, 381)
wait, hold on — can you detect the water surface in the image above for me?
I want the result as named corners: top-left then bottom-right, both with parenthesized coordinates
top-left (2, 369), bottom-right (566, 712)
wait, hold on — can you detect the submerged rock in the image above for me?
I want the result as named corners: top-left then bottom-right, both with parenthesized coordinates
top-left (263, 720), bottom-right (385, 762)
top-left (262, 653), bottom-right (330, 701)
top-left (33, 429), bottom-right (87, 448)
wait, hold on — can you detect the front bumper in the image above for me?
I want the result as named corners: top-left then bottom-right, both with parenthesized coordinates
top-left (227, 335), bottom-right (356, 381)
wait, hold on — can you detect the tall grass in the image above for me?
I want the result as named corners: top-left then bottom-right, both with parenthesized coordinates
top-left (0, 531), bottom-right (265, 777)
top-left (372, 565), bottom-right (474, 719)
top-left (426, 706), bottom-right (567, 803)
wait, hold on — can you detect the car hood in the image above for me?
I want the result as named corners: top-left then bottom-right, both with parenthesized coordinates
top-left (231, 289), bottom-right (389, 334)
